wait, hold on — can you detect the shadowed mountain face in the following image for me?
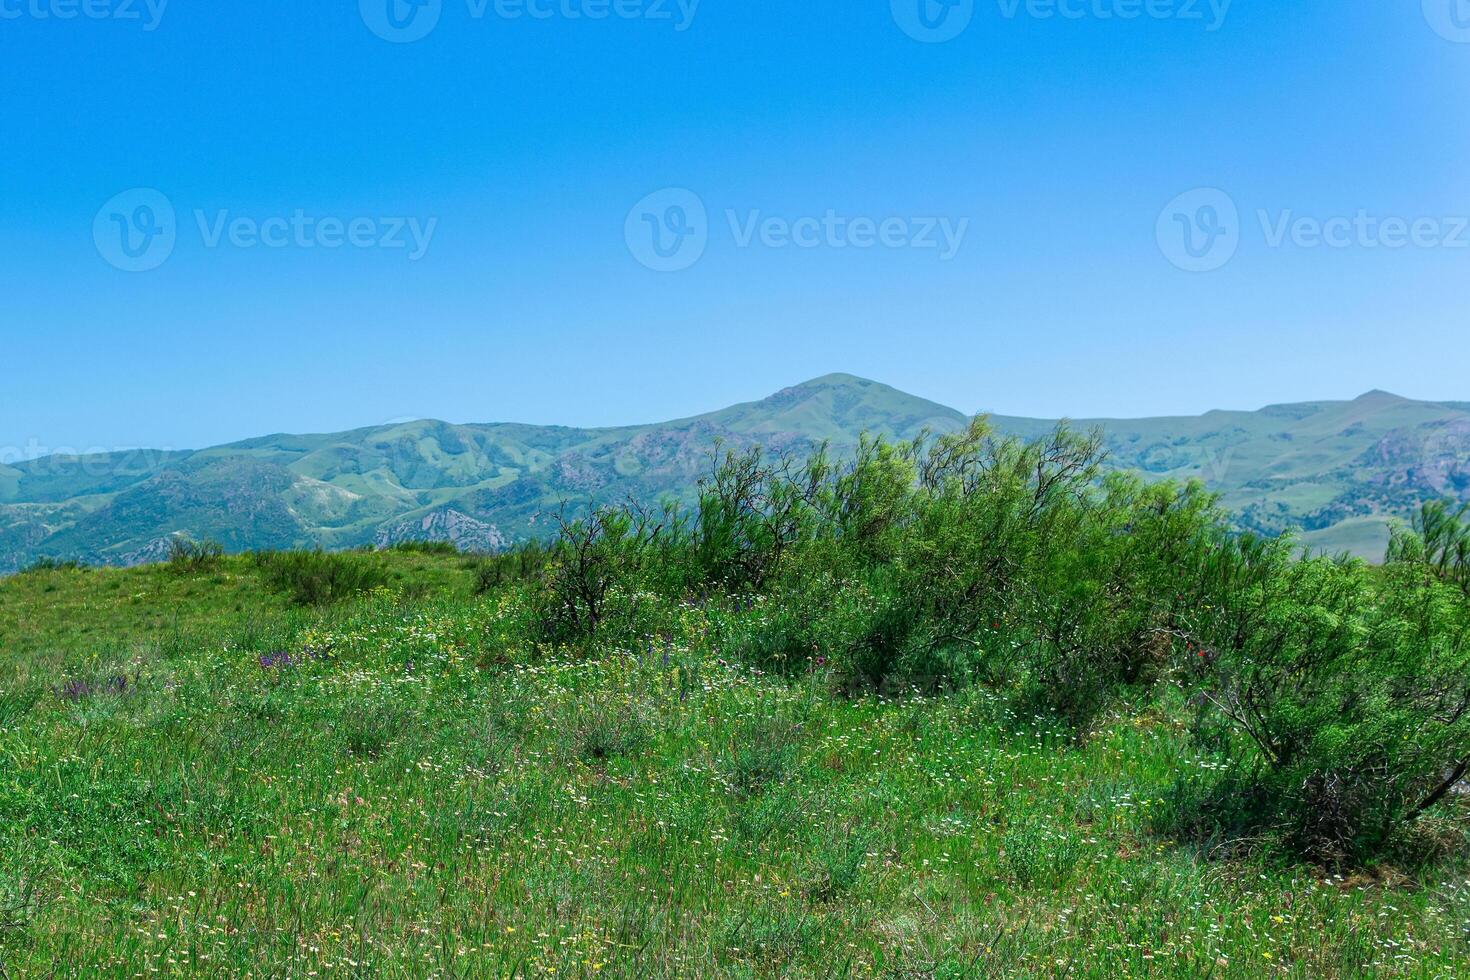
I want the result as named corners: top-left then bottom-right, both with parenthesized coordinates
top-left (3, 374), bottom-right (1465, 571)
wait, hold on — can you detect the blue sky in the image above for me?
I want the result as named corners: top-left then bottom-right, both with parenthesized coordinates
top-left (3, 1), bottom-right (1469, 456)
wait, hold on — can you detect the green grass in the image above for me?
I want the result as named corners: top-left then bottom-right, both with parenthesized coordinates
top-left (1, 555), bottom-right (1467, 977)
top-left (1299, 516), bottom-right (1395, 559)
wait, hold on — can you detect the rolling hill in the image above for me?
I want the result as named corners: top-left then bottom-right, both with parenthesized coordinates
top-left (3, 374), bottom-right (1467, 571)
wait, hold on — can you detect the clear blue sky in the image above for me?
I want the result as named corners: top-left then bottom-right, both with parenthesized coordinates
top-left (4, 1), bottom-right (1469, 456)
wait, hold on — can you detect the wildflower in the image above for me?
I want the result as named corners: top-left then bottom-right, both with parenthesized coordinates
top-left (56, 674), bottom-right (129, 701)
top-left (258, 650), bottom-right (297, 670)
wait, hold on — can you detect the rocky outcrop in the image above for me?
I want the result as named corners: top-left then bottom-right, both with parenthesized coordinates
top-left (374, 508), bottom-right (506, 553)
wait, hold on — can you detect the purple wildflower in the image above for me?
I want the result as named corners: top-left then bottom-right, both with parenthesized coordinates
top-left (258, 650), bottom-right (298, 671)
top-left (56, 673), bottom-right (129, 702)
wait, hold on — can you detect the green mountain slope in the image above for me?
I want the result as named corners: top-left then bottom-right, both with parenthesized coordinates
top-left (3, 374), bottom-right (1466, 571)
top-left (994, 389), bottom-right (1470, 556)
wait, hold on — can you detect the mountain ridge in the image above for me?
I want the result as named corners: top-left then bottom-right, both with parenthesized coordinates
top-left (4, 374), bottom-right (1467, 571)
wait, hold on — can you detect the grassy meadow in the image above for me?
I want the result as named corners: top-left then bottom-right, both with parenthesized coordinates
top-left (5, 423), bottom-right (1470, 978)
top-left (1, 550), bottom-right (1468, 978)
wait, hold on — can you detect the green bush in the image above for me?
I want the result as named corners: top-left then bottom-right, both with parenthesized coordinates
top-left (252, 550), bottom-right (386, 606)
top-left (469, 541), bottom-right (551, 596)
top-left (1387, 500), bottom-right (1470, 595)
top-left (167, 536), bottom-right (224, 574)
top-left (515, 419), bottom-right (1470, 866)
top-left (1166, 540), bottom-right (1470, 864)
top-left (717, 422), bottom-right (1218, 719)
top-left (532, 504), bottom-right (678, 643)
top-left (19, 556), bottom-right (86, 574)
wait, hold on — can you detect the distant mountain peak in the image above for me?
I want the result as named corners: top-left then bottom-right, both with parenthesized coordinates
top-left (762, 373), bottom-right (885, 402)
top-left (707, 374), bottom-right (965, 443)
top-left (1354, 389), bottom-right (1407, 403)
top-left (789, 372), bottom-right (873, 388)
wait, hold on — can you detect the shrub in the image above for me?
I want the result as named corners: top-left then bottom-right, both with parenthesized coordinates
top-left (1168, 541), bottom-right (1470, 864)
top-left (469, 541), bottom-right (550, 596)
top-left (1008, 475), bottom-right (1221, 729)
top-left (688, 444), bottom-right (825, 591)
top-left (167, 536), bottom-right (224, 574)
top-left (533, 503), bottom-right (675, 643)
top-left (253, 550), bottom-right (386, 606)
top-left (753, 421), bottom-right (1217, 715)
top-left (1388, 500), bottom-right (1470, 595)
top-left (20, 556), bottom-right (86, 574)
top-left (517, 419), bottom-right (1470, 866)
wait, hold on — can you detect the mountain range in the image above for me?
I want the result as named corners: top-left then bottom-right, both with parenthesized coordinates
top-left (4, 373), bottom-right (1468, 572)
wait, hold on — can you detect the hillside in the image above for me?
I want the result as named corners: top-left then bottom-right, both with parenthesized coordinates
top-left (3, 374), bottom-right (1467, 571)
top-left (993, 388), bottom-right (1470, 556)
